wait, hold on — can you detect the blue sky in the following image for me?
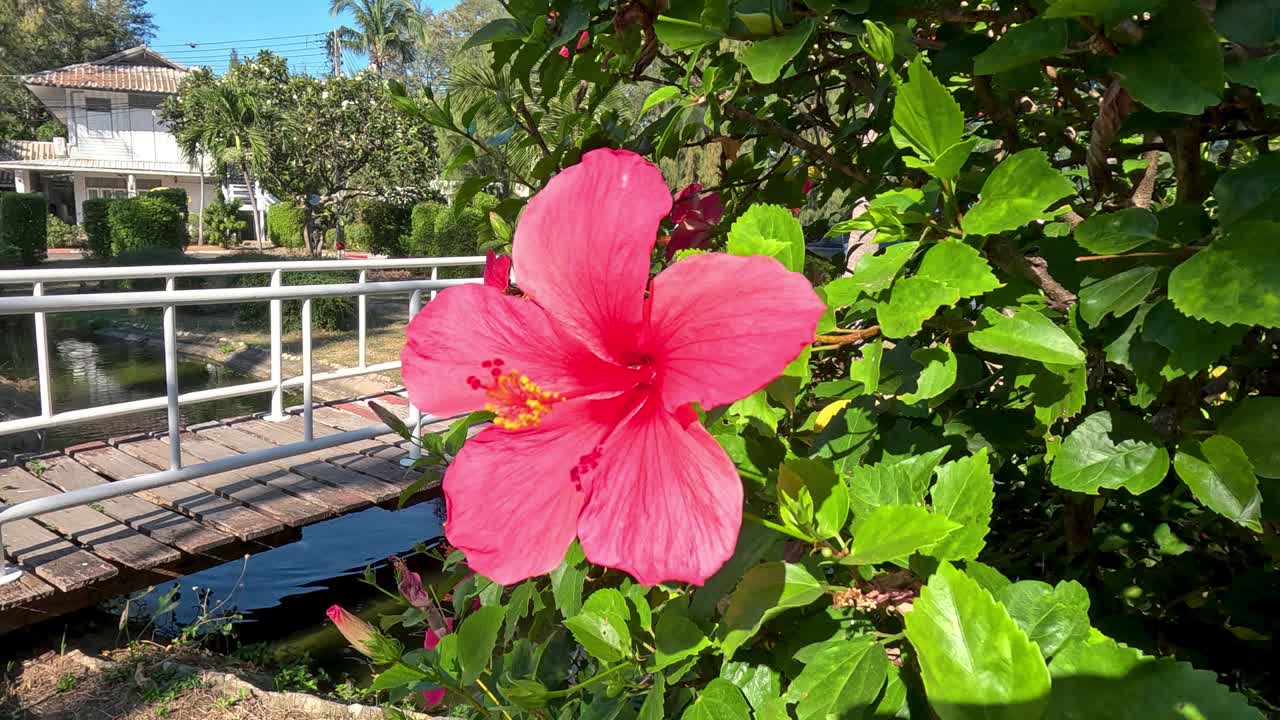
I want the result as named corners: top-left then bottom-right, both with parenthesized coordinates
top-left (145, 0), bottom-right (456, 75)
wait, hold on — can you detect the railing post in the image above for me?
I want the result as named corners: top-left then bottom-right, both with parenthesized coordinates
top-left (430, 266), bottom-right (439, 301)
top-left (357, 269), bottom-right (367, 368)
top-left (401, 289), bottom-right (424, 467)
top-left (302, 297), bottom-right (314, 443)
top-left (266, 268), bottom-right (286, 422)
top-left (0, 520), bottom-right (22, 586)
top-left (33, 282), bottom-right (52, 418)
top-left (163, 277), bottom-right (181, 470)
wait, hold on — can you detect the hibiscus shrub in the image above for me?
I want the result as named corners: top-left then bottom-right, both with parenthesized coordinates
top-left (352, 1), bottom-right (1278, 717)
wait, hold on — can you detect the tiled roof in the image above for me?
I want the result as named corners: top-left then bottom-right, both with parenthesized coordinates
top-left (0, 140), bottom-right (65, 161)
top-left (0, 157), bottom-right (203, 176)
top-left (22, 46), bottom-right (189, 94)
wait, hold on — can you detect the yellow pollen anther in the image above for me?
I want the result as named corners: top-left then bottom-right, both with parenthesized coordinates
top-left (482, 369), bottom-right (561, 430)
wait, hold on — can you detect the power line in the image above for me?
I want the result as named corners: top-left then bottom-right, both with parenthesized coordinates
top-left (146, 33), bottom-right (328, 49)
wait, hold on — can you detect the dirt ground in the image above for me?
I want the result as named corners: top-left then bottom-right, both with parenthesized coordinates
top-left (0, 647), bottom-right (401, 720)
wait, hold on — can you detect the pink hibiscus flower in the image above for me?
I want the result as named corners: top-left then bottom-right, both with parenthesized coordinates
top-left (401, 149), bottom-right (823, 587)
top-left (421, 616), bottom-right (455, 707)
top-left (665, 183), bottom-right (724, 257)
top-left (483, 250), bottom-right (512, 292)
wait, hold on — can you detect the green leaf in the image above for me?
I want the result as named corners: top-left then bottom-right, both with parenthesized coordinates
top-left (849, 447), bottom-right (950, 520)
top-left (918, 239), bottom-right (1004, 298)
top-left (962, 150), bottom-right (1077, 236)
top-left (973, 19), bottom-right (1068, 75)
top-left (564, 610), bottom-right (632, 663)
top-left (462, 18), bottom-right (526, 49)
top-left (739, 19), bottom-right (816, 84)
top-left (997, 580), bottom-right (1091, 658)
top-left (457, 604), bottom-right (504, 684)
top-left (1051, 411), bottom-right (1170, 495)
top-left (904, 563), bottom-right (1051, 720)
top-left (1215, 0), bottom-right (1280, 46)
top-left (442, 144), bottom-right (477, 178)
top-left (1219, 397), bottom-right (1280, 478)
top-left (1227, 54), bottom-right (1280, 103)
top-left (1014, 361), bottom-right (1088, 430)
top-left (849, 340), bottom-right (884, 395)
top-left (787, 636), bottom-right (890, 720)
top-left (727, 204), bottom-right (806, 271)
top-left (369, 662), bottom-right (428, 692)
top-left (849, 505), bottom-right (960, 565)
top-left (966, 560), bottom-right (1013, 596)
top-left (778, 458), bottom-right (850, 539)
top-left (582, 588), bottom-right (631, 624)
top-left (812, 400), bottom-right (878, 473)
top-left (368, 401), bottom-right (410, 440)
top-left (721, 663), bottom-right (781, 714)
top-left (681, 679), bottom-right (752, 720)
top-left (877, 277), bottom-right (960, 339)
top-left (1153, 523), bottom-right (1192, 555)
top-left (637, 674), bottom-right (666, 720)
top-left (900, 345), bottom-right (958, 405)
top-left (860, 19), bottom-right (895, 66)
top-left (721, 562), bottom-right (825, 661)
top-left (1079, 266), bottom-right (1159, 327)
top-left (1048, 634), bottom-right (1265, 719)
top-left (655, 15), bottom-right (724, 50)
top-left (849, 241), bottom-right (919, 295)
top-left (1174, 436), bottom-right (1263, 532)
top-left (1140, 300), bottom-right (1248, 379)
top-left (654, 606), bottom-right (711, 671)
top-left (1074, 208), bottom-right (1160, 254)
top-left (891, 57), bottom-right (965, 161)
top-left (729, 390), bottom-right (786, 432)
top-left (641, 86), bottom-right (683, 116)
top-left (549, 542), bottom-right (586, 618)
top-left (1112, 0), bottom-right (1224, 114)
top-left (928, 449), bottom-right (995, 561)
top-left (1211, 153), bottom-right (1280, 228)
top-left (1169, 223), bottom-right (1280, 328)
top-left (452, 174), bottom-right (494, 211)
top-left (969, 307), bottom-right (1086, 366)
top-left (904, 137), bottom-right (980, 180)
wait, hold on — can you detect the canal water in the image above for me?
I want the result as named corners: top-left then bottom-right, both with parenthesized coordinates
top-left (0, 315), bottom-right (443, 666)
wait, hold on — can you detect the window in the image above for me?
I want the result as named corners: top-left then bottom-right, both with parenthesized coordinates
top-left (84, 98), bottom-right (111, 113)
top-left (86, 177), bottom-right (128, 200)
top-left (82, 97), bottom-right (113, 137)
top-left (135, 178), bottom-right (161, 191)
top-left (128, 94), bottom-right (164, 110)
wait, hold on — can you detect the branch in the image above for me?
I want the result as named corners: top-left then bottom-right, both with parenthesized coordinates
top-left (1171, 124), bottom-right (1206, 205)
top-left (1128, 148), bottom-right (1161, 209)
top-left (515, 97), bottom-right (551, 158)
top-left (985, 238), bottom-right (1077, 312)
top-left (726, 106), bottom-right (872, 184)
top-left (974, 76), bottom-right (1020, 151)
top-left (1086, 80), bottom-right (1132, 199)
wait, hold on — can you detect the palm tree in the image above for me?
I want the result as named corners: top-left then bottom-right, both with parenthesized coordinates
top-left (172, 82), bottom-right (273, 247)
top-left (330, 0), bottom-right (418, 76)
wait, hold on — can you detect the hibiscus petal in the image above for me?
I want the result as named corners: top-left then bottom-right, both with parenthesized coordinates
top-left (402, 283), bottom-right (628, 417)
top-left (576, 400), bottom-right (742, 586)
top-left (646, 253), bottom-right (825, 412)
top-left (513, 148), bottom-right (672, 361)
top-left (444, 396), bottom-right (632, 585)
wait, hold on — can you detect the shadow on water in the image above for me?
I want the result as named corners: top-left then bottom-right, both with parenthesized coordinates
top-left (0, 315), bottom-right (299, 457)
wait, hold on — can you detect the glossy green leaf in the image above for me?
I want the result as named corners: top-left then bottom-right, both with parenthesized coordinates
top-left (1153, 523), bottom-right (1191, 555)
top-left (1079, 266), bottom-right (1159, 327)
top-left (457, 604), bottom-right (505, 684)
top-left (903, 137), bottom-right (980, 180)
top-left (849, 504), bottom-right (960, 565)
top-left (563, 610), bottom-right (632, 663)
top-left (1227, 54), bottom-right (1280, 104)
top-left (1050, 411), bottom-right (1169, 495)
top-left (786, 636), bottom-right (889, 720)
top-left (1168, 222), bottom-right (1280, 328)
top-left (891, 57), bottom-right (965, 161)
top-left (969, 307), bottom-right (1086, 366)
top-left (1215, 0), bottom-right (1280, 46)
top-left (997, 580), bottom-right (1091, 658)
top-left (461, 18), bottom-right (525, 50)
top-left (778, 458), bottom-right (850, 539)
top-left (812, 400), bottom-right (878, 473)
top-left (681, 679), bottom-right (752, 720)
top-left (973, 19), bottom-right (1068, 75)
top-left (1074, 208), bottom-right (1160, 254)
top-left (962, 150), bottom-right (1077, 236)
top-left (549, 542), bottom-right (586, 618)
top-left (727, 204), bottom-right (806, 272)
top-left (582, 588), bottom-right (631, 624)
top-left (904, 563), bottom-right (1051, 720)
top-left (928, 449), bottom-right (995, 561)
top-left (917, 239), bottom-right (1004, 299)
top-left (721, 663), bottom-right (781, 714)
top-left (637, 674), bottom-right (666, 720)
top-left (1219, 397), bottom-right (1280, 478)
top-left (1112, 0), bottom-right (1224, 115)
top-left (739, 19), bottom-right (816, 84)
top-left (655, 15), bottom-right (724, 50)
top-left (369, 662), bottom-right (428, 692)
top-left (900, 345), bottom-right (958, 405)
top-left (849, 340), bottom-right (883, 395)
top-left (1174, 436), bottom-right (1263, 532)
top-left (848, 447), bottom-right (949, 520)
top-left (654, 605), bottom-right (711, 671)
top-left (1140, 300), bottom-right (1248, 379)
top-left (877, 276), bottom-right (961, 338)
top-left (849, 241), bottom-right (919, 295)
top-left (640, 86), bottom-right (682, 115)
top-left (1048, 633), bottom-right (1265, 719)
top-left (1211, 153), bottom-right (1280, 228)
top-left (721, 562), bottom-right (825, 661)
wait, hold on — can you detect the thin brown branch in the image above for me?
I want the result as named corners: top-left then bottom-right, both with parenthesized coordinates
top-left (1171, 124), bottom-right (1206, 205)
top-left (1128, 148), bottom-right (1161, 209)
top-left (515, 98), bottom-right (551, 158)
top-left (815, 325), bottom-right (881, 348)
top-left (1087, 81), bottom-right (1132, 199)
top-left (726, 106), bottom-right (872, 184)
top-left (986, 238), bottom-right (1077, 312)
top-left (1076, 248), bottom-right (1200, 262)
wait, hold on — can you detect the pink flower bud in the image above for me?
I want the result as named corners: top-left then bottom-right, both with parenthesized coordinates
top-left (802, 178), bottom-right (814, 194)
top-left (422, 687), bottom-right (447, 707)
top-left (327, 605), bottom-right (377, 658)
top-left (559, 46), bottom-right (570, 59)
top-left (483, 250), bottom-right (512, 292)
top-left (424, 616), bottom-right (455, 651)
top-left (577, 31), bottom-right (590, 50)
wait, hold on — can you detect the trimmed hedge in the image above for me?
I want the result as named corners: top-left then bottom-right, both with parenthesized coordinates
top-left (267, 201), bottom-right (306, 249)
top-left (0, 192), bottom-right (48, 265)
top-left (359, 201), bottom-right (412, 256)
top-left (343, 222), bottom-right (371, 251)
top-left (148, 187), bottom-right (188, 224)
top-left (407, 201), bottom-right (444, 257)
top-left (107, 194), bottom-right (186, 256)
top-left (237, 269), bottom-right (356, 331)
top-left (46, 214), bottom-right (84, 249)
top-left (431, 193), bottom-right (497, 277)
top-left (82, 198), bottom-right (113, 259)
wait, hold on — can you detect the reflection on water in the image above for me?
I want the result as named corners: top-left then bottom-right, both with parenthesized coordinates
top-left (0, 317), bottom-right (297, 456)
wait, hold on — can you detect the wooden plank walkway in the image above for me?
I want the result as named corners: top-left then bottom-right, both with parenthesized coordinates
top-left (0, 393), bottom-right (447, 633)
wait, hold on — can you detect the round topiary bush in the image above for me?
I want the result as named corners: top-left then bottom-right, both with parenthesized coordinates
top-left (359, 201), bottom-right (411, 256)
top-left (407, 201), bottom-right (444, 257)
top-left (107, 194), bottom-right (185, 256)
top-left (81, 198), bottom-right (113, 259)
top-left (266, 201), bottom-right (306, 249)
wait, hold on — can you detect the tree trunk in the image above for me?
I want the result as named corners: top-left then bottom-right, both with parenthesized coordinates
top-left (302, 203), bottom-right (323, 257)
top-left (242, 162), bottom-right (264, 249)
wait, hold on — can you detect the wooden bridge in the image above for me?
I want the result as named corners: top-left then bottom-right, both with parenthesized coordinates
top-left (0, 392), bottom-right (445, 634)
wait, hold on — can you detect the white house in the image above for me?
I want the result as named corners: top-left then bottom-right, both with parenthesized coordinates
top-left (0, 46), bottom-right (272, 237)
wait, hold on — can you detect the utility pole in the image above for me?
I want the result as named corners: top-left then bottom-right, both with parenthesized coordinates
top-left (329, 30), bottom-right (341, 77)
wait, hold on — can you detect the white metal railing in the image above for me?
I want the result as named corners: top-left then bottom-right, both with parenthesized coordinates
top-left (0, 256), bottom-right (483, 586)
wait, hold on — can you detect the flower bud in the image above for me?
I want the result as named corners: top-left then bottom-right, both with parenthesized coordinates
top-left (326, 605), bottom-right (403, 664)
